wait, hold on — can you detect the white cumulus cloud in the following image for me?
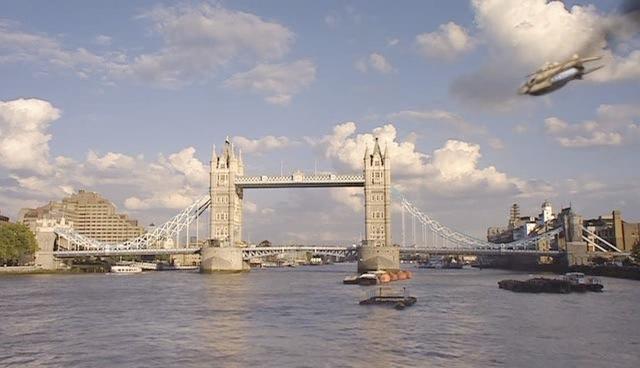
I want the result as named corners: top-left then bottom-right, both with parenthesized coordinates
top-left (0, 98), bottom-right (211, 216)
top-left (544, 104), bottom-right (640, 148)
top-left (355, 52), bottom-right (394, 74)
top-left (233, 135), bottom-right (296, 154)
top-left (312, 122), bottom-right (542, 200)
top-left (0, 98), bottom-right (61, 174)
top-left (224, 59), bottom-right (316, 105)
top-left (416, 22), bottom-right (475, 60)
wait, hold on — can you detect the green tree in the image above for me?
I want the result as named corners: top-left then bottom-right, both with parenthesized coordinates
top-left (631, 243), bottom-right (640, 264)
top-left (0, 223), bottom-right (38, 266)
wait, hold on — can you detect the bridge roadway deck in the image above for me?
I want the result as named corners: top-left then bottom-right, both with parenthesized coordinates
top-left (53, 246), bottom-right (561, 258)
top-left (234, 174), bottom-right (365, 188)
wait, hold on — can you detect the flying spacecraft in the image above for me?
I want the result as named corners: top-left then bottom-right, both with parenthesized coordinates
top-left (518, 54), bottom-right (604, 96)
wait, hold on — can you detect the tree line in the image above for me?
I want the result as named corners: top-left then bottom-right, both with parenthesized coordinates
top-left (0, 223), bottom-right (38, 266)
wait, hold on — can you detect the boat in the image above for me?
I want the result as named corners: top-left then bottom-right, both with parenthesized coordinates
top-left (498, 274), bottom-right (603, 293)
top-left (343, 275), bottom-right (359, 284)
top-left (110, 265), bottom-right (143, 274)
top-left (357, 273), bottom-right (379, 285)
top-left (498, 278), bottom-right (571, 293)
top-left (417, 256), bottom-right (464, 269)
top-left (359, 287), bottom-right (417, 310)
top-left (563, 272), bottom-right (604, 292)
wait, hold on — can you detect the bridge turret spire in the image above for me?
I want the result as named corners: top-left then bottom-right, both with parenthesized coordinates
top-left (222, 137), bottom-right (235, 159)
top-left (211, 144), bottom-right (217, 164)
top-left (372, 137), bottom-right (383, 159)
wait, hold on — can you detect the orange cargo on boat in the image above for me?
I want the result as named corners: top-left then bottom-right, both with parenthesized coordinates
top-left (389, 272), bottom-right (399, 281)
top-left (397, 271), bottom-right (408, 280)
top-left (378, 273), bottom-right (391, 283)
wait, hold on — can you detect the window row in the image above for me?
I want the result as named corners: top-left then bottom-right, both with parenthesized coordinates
top-left (214, 196), bottom-right (229, 204)
top-left (214, 213), bottom-right (229, 221)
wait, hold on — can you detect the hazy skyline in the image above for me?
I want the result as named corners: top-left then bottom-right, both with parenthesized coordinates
top-left (1, 0), bottom-right (639, 242)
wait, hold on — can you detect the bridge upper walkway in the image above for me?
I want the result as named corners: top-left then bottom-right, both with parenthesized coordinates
top-left (234, 173), bottom-right (365, 188)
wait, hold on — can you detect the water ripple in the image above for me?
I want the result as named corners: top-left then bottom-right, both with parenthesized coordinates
top-left (1, 265), bottom-right (639, 368)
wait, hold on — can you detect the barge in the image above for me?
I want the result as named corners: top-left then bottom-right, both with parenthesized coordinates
top-left (359, 287), bottom-right (417, 310)
top-left (499, 273), bottom-right (603, 293)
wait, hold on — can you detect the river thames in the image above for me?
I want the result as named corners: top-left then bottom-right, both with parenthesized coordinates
top-left (1, 264), bottom-right (638, 367)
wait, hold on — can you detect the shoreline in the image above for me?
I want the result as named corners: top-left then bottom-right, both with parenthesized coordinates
top-left (0, 265), bottom-right (106, 275)
top-left (475, 263), bottom-right (640, 281)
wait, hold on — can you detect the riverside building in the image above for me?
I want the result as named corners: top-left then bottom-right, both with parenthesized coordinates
top-left (584, 210), bottom-right (640, 252)
top-left (487, 202), bottom-right (557, 243)
top-left (18, 190), bottom-right (144, 243)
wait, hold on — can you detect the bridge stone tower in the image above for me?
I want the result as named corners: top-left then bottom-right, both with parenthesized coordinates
top-left (202, 138), bottom-right (249, 272)
top-left (358, 138), bottom-right (400, 273)
top-left (209, 138), bottom-right (244, 246)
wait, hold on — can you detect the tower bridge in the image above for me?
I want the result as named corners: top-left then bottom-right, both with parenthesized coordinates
top-left (42, 136), bottom-right (627, 272)
top-left (207, 137), bottom-right (394, 272)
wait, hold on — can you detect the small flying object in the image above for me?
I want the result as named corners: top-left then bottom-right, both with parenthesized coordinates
top-left (518, 54), bottom-right (604, 96)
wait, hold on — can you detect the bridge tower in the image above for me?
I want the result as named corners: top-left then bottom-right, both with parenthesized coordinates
top-left (209, 138), bottom-right (244, 246)
top-left (202, 138), bottom-right (249, 272)
top-left (358, 138), bottom-right (400, 273)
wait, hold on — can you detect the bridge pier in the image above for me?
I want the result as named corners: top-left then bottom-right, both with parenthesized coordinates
top-left (357, 245), bottom-right (400, 273)
top-left (34, 224), bottom-right (66, 270)
top-left (200, 245), bottom-right (249, 273)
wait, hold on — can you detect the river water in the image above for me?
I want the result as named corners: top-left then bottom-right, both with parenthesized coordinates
top-left (1, 264), bottom-right (638, 368)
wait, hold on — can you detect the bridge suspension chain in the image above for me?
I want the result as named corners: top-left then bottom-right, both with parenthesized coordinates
top-left (55, 195), bottom-right (210, 251)
top-left (581, 226), bottom-right (622, 253)
top-left (399, 195), bottom-right (563, 251)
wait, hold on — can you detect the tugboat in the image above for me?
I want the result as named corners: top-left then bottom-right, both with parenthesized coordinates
top-left (563, 272), bottom-right (604, 292)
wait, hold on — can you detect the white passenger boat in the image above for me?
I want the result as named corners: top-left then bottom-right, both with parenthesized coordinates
top-left (110, 265), bottom-right (143, 274)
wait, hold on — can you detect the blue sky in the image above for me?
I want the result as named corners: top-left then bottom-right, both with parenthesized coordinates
top-left (0, 0), bottom-right (638, 243)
